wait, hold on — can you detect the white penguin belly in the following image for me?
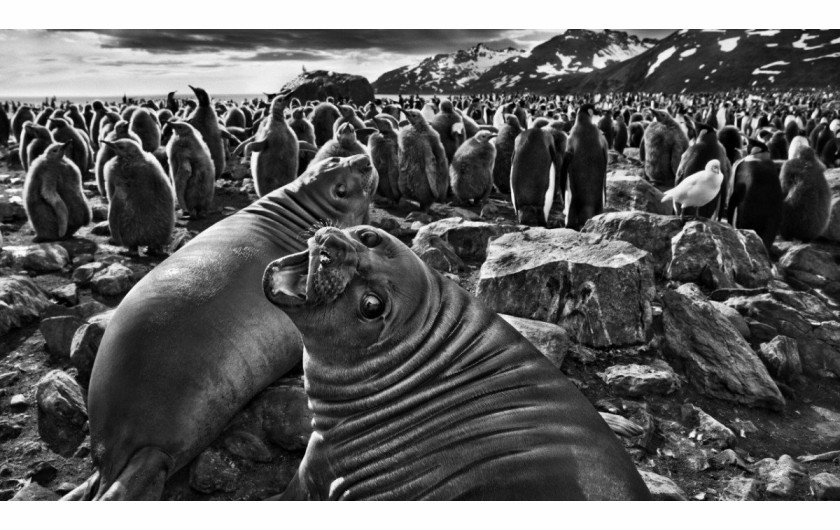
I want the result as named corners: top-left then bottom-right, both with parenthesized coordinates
top-left (543, 162), bottom-right (556, 223)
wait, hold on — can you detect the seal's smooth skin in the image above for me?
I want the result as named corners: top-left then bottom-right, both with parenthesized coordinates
top-left (263, 226), bottom-right (652, 501)
top-left (64, 155), bottom-right (376, 501)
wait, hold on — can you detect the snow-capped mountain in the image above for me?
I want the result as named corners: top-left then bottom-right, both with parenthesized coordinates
top-left (469, 29), bottom-right (657, 92)
top-left (565, 29), bottom-right (840, 93)
top-left (372, 43), bottom-right (524, 93)
top-left (372, 30), bottom-right (657, 94)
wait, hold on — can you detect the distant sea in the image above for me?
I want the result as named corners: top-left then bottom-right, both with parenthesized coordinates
top-left (2, 93), bottom-right (441, 105)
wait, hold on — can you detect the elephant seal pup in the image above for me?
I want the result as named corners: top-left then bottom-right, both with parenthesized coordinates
top-left (23, 142), bottom-right (91, 242)
top-left (63, 155), bottom-right (377, 501)
top-left (263, 226), bottom-right (651, 501)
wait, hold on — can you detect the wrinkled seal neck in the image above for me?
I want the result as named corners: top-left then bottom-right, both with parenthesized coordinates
top-left (305, 270), bottom-right (466, 432)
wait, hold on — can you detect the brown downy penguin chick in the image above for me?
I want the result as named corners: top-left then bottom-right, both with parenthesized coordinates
top-left (97, 111), bottom-right (121, 146)
top-left (368, 115), bottom-right (401, 202)
top-left (165, 121), bottom-right (216, 219)
top-left (96, 120), bottom-right (142, 197)
top-left (674, 122), bottom-right (732, 219)
top-left (312, 122), bottom-right (368, 163)
top-left (613, 111), bottom-right (628, 153)
top-left (767, 131), bottom-right (788, 160)
top-left (12, 105), bottom-right (36, 142)
top-left (89, 101), bottom-right (107, 148)
top-left (717, 125), bottom-right (743, 166)
top-left (597, 110), bottom-right (614, 150)
top-left (121, 105), bottom-right (139, 123)
top-left (727, 138), bottom-right (783, 252)
top-left (310, 102), bottom-right (341, 147)
top-left (23, 141), bottom-right (91, 241)
top-left (510, 125), bottom-right (555, 227)
top-left (129, 107), bottom-right (161, 153)
top-left (48, 117), bottom-right (91, 175)
top-left (166, 91), bottom-right (179, 115)
top-left (187, 85), bottom-right (225, 178)
top-left (493, 114), bottom-right (522, 194)
top-left (778, 146), bottom-right (831, 242)
top-left (429, 100), bottom-right (466, 165)
top-left (561, 103), bottom-right (608, 230)
top-left (398, 108), bottom-right (449, 210)
top-left (66, 104), bottom-right (88, 134)
top-left (449, 130), bottom-right (496, 205)
top-left (642, 108), bottom-right (689, 189)
top-left (20, 122), bottom-right (53, 171)
top-left (288, 107), bottom-right (316, 145)
top-left (224, 106), bottom-right (246, 129)
top-left (104, 138), bottom-right (175, 255)
top-left (35, 107), bottom-right (54, 126)
top-left (232, 94), bottom-right (298, 196)
top-left (296, 141), bottom-right (318, 176)
top-left (333, 104), bottom-right (366, 134)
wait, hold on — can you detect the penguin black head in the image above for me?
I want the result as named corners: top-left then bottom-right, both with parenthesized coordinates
top-left (440, 100), bottom-right (454, 113)
top-left (189, 85), bottom-right (211, 107)
top-left (746, 137), bottom-right (769, 155)
top-left (92, 101), bottom-right (105, 111)
top-left (577, 104), bottom-right (596, 121)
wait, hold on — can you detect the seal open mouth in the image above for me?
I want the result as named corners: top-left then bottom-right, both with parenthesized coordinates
top-left (263, 227), bottom-right (360, 308)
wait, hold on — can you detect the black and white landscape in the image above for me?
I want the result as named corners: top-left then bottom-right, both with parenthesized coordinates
top-left (1, 28), bottom-right (840, 503)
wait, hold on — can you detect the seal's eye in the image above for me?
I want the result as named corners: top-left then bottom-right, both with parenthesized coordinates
top-left (360, 293), bottom-right (385, 319)
top-left (335, 183), bottom-right (347, 198)
top-left (359, 230), bottom-right (381, 248)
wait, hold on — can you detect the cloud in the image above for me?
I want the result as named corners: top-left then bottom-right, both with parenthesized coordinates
top-left (243, 50), bottom-right (336, 62)
top-left (53, 29), bottom-right (537, 56)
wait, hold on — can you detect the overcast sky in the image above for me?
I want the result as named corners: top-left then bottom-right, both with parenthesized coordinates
top-left (0, 29), bottom-right (676, 98)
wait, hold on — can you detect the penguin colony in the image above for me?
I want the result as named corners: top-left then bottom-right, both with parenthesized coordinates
top-left (4, 86), bottom-right (838, 263)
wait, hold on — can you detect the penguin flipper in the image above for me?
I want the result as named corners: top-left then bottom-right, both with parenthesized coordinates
top-left (429, 137), bottom-right (449, 199)
top-left (40, 179), bottom-right (69, 238)
top-left (559, 150), bottom-right (571, 198)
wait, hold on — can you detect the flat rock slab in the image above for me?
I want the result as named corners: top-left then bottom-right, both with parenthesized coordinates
top-left (1, 243), bottom-right (70, 273)
top-left (413, 217), bottom-right (522, 261)
top-left (637, 470), bottom-right (687, 500)
top-left (599, 363), bottom-right (680, 397)
top-left (606, 175), bottom-right (673, 216)
top-left (662, 289), bottom-right (785, 411)
top-left (476, 228), bottom-right (654, 348)
top-left (0, 276), bottom-right (51, 337)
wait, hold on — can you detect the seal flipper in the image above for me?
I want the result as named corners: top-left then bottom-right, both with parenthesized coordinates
top-left (61, 471), bottom-right (100, 500)
top-left (97, 447), bottom-right (172, 500)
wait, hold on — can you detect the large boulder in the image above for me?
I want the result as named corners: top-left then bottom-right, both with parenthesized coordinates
top-left (758, 336), bottom-right (803, 384)
top-left (606, 173), bottom-right (673, 215)
top-left (279, 70), bottom-right (374, 105)
top-left (0, 276), bottom-right (51, 337)
top-left (599, 362), bottom-right (681, 397)
top-left (413, 217), bottom-right (521, 262)
top-left (582, 212), bottom-right (684, 275)
top-left (778, 243), bottom-right (840, 293)
top-left (476, 228), bottom-right (654, 348)
top-left (499, 314), bottom-right (570, 369)
top-left (0, 243), bottom-right (70, 273)
top-left (35, 370), bottom-right (88, 457)
top-left (661, 289), bottom-right (785, 410)
top-left (667, 220), bottom-right (773, 289)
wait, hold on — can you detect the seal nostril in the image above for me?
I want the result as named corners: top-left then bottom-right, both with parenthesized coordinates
top-left (320, 250), bottom-right (333, 266)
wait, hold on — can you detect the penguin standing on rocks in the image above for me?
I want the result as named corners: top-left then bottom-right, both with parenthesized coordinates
top-left (561, 104), bottom-right (608, 230)
top-left (129, 107), bottom-right (161, 153)
top-left (727, 139), bottom-right (783, 252)
top-left (187, 85), bottom-right (225, 178)
top-left (613, 112), bottom-right (628, 153)
top-left (0, 106), bottom-right (10, 146)
top-left (312, 122), bottom-right (367, 163)
top-left (311, 102), bottom-right (341, 147)
top-left (429, 100), bottom-right (466, 165)
top-left (12, 105), bottom-right (36, 143)
top-left (642, 108), bottom-right (688, 189)
top-left (368, 115), bottom-right (401, 202)
top-left (20, 122), bottom-right (53, 171)
top-left (23, 142), bottom-right (91, 241)
top-left (662, 160), bottom-right (723, 220)
top-left (674, 123), bottom-right (732, 219)
top-left (449, 130), bottom-right (496, 206)
top-left (288, 107), bottom-right (316, 145)
top-left (96, 120), bottom-right (142, 198)
top-left (492, 114), bottom-right (522, 194)
top-left (48, 117), bottom-right (92, 175)
top-left (398, 109), bottom-right (449, 210)
top-left (510, 125), bottom-right (555, 227)
top-left (233, 93), bottom-right (299, 197)
top-left (166, 120), bottom-right (215, 219)
top-left (778, 146), bottom-right (831, 242)
top-left (104, 138), bottom-right (175, 255)
top-left (597, 110), bottom-right (614, 150)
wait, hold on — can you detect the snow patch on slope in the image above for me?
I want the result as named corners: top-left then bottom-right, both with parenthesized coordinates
top-left (647, 46), bottom-right (676, 77)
